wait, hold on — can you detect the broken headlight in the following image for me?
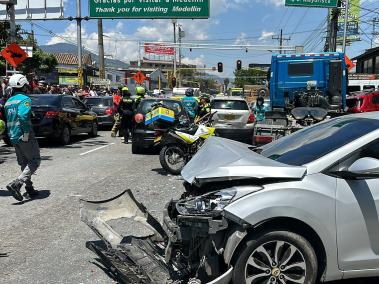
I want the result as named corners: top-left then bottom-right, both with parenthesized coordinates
top-left (176, 190), bottom-right (236, 216)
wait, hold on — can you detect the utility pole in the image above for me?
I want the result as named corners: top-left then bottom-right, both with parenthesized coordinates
top-left (7, 1), bottom-right (16, 43)
top-left (98, 19), bottom-right (105, 79)
top-left (372, 17), bottom-right (379, 48)
top-left (342, 0), bottom-right (349, 53)
top-left (178, 25), bottom-right (184, 88)
top-left (172, 19), bottom-right (177, 80)
top-left (77, 0), bottom-right (83, 88)
top-left (272, 29), bottom-right (291, 54)
top-left (329, 8), bottom-right (339, 52)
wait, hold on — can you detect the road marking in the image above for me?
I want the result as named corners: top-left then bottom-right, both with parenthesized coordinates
top-left (79, 143), bottom-right (115, 156)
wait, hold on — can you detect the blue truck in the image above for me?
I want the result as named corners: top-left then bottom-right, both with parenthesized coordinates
top-left (253, 52), bottom-right (348, 145)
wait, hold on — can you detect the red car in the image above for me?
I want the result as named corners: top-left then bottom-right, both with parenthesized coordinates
top-left (346, 91), bottom-right (379, 113)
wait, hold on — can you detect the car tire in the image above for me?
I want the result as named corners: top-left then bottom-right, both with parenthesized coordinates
top-left (232, 230), bottom-right (318, 284)
top-left (132, 142), bottom-right (143, 154)
top-left (89, 122), bottom-right (98, 137)
top-left (159, 145), bottom-right (186, 175)
top-left (60, 125), bottom-right (71, 145)
top-left (3, 135), bottom-right (12, 147)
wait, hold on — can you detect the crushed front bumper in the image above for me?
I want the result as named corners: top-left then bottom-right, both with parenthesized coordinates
top-left (80, 190), bottom-right (234, 284)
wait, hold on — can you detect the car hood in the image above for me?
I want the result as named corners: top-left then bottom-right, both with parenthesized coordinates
top-left (181, 137), bottom-right (307, 186)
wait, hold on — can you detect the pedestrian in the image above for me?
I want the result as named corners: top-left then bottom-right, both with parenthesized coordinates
top-left (4, 74), bottom-right (41, 202)
top-left (111, 87), bottom-right (123, 138)
top-left (254, 96), bottom-right (267, 122)
top-left (181, 88), bottom-right (198, 121)
top-left (118, 87), bottom-right (134, 144)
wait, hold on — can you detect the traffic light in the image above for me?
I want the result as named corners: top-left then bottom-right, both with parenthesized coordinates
top-left (237, 60), bottom-right (242, 71)
top-left (171, 76), bottom-right (177, 88)
top-left (217, 62), bottom-right (223, 73)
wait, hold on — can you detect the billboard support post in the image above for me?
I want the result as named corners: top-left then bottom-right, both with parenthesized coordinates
top-left (7, 3), bottom-right (16, 43)
top-left (172, 19), bottom-right (177, 79)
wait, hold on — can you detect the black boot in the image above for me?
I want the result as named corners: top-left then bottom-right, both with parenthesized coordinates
top-left (6, 180), bottom-right (23, 201)
top-left (24, 185), bottom-right (39, 199)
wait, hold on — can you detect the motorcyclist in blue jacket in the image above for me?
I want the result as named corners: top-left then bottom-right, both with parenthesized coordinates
top-left (181, 88), bottom-right (198, 121)
top-left (4, 74), bottom-right (41, 202)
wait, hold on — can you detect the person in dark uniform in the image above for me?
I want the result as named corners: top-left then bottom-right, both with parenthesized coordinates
top-left (118, 87), bottom-right (135, 144)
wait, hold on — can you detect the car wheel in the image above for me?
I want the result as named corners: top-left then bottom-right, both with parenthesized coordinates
top-left (89, 122), bottom-right (98, 137)
top-left (60, 125), bottom-right (71, 145)
top-left (3, 135), bottom-right (12, 147)
top-left (132, 141), bottom-right (143, 154)
top-left (233, 230), bottom-right (318, 284)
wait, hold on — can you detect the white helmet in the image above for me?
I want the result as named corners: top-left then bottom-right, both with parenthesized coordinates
top-left (8, 74), bottom-right (29, 89)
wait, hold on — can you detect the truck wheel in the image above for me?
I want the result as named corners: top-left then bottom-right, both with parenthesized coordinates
top-left (232, 230), bottom-right (318, 284)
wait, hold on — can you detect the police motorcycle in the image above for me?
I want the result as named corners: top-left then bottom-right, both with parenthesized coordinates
top-left (154, 109), bottom-right (216, 175)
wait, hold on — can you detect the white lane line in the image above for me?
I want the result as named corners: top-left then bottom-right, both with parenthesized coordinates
top-left (79, 143), bottom-right (115, 156)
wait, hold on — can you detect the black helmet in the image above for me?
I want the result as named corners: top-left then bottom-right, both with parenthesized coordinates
top-left (185, 88), bottom-right (194, 97)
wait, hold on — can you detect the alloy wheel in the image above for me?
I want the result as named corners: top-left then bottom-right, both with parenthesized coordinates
top-left (245, 240), bottom-right (306, 284)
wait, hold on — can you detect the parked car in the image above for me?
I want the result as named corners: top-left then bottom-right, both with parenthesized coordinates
top-left (30, 94), bottom-right (98, 145)
top-left (211, 96), bottom-right (254, 144)
top-left (347, 91), bottom-right (379, 113)
top-left (84, 96), bottom-right (114, 128)
top-left (132, 98), bottom-right (189, 154)
top-left (82, 112), bottom-right (379, 284)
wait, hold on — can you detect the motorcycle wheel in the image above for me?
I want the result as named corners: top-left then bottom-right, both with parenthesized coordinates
top-left (159, 145), bottom-right (187, 175)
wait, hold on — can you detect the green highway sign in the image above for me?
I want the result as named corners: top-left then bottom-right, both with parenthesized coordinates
top-left (285, 0), bottom-right (338, 8)
top-left (89, 0), bottom-right (210, 19)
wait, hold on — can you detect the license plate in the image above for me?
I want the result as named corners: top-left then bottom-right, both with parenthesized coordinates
top-left (224, 114), bottom-right (235, 120)
top-left (154, 136), bottom-right (162, 143)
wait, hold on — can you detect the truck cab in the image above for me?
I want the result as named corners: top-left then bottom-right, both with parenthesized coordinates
top-left (269, 52), bottom-right (347, 112)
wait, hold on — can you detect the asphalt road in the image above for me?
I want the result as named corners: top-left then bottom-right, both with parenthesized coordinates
top-left (0, 131), bottom-right (378, 284)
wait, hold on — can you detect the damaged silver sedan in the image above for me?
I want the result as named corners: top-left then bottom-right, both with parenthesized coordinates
top-left (81, 113), bottom-right (379, 284)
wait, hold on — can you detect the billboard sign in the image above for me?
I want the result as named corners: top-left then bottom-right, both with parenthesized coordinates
top-left (89, 0), bottom-right (210, 19)
top-left (0, 0), bottom-right (64, 20)
top-left (144, 43), bottom-right (175, 56)
top-left (337, 0), bottom-right (360, 43)
top-left (285, 0), bottom-right (338, 8)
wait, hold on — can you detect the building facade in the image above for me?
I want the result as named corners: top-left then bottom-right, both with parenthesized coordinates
top-left (354, 47), bottom-right (379, 74)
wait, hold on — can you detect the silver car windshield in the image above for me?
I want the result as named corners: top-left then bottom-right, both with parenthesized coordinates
top-left (260, 117), bottom-right (379, 166)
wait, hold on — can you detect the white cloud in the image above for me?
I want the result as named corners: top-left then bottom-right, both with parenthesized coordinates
top-left (181, 55), bottom-right (205, 67)
top-left (259, 31), bottom-right (275, 42)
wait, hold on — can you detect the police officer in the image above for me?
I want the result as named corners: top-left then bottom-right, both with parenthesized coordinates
top-left (197, 95), bottom-right (211, 120)
top-left (134, 86), bottom-right (146, 111)
top-left (111, 86), bottom-right (123, 138)
top-left (4, 74), bottom-right (41, 201)
top-left (118, 87), bottom-right (134, 144)
top-left (181, 88), bottom-right (198, 121)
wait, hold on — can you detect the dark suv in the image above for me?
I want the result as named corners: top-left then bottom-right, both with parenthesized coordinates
top-left (30, 94), bottom-right (98, 145)
top-left (132, 98), bottom-right (189, 154)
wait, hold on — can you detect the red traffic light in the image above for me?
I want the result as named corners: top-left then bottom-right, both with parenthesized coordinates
top-left (217, 62), bottom-right (223, 73)
top-left (237, 60), bottom-right (242, 71)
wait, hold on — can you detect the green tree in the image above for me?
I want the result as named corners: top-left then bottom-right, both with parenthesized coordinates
top-left (234, 68), bottom-right (267, 88)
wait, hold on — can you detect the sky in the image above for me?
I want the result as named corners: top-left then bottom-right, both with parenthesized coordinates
top-left (14, 0), bottom-right (379, 78)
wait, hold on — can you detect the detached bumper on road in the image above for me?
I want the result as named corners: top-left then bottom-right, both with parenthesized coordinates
top-left (80, 190), bottom-right (234, 284)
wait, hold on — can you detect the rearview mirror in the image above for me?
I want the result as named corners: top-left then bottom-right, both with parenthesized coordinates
top-left (332, 157), bottom-right (379, 180)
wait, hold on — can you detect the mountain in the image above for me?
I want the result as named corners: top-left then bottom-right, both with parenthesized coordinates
top-left (40, 43), bottom-right (129, 69)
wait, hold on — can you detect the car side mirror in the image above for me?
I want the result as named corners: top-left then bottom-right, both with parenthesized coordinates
top-left (332, 157), bottom-right (379, 180)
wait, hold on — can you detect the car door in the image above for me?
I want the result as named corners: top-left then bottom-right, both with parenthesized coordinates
top-left (61, 96), bottom-right (80, 134)
top-left (72, 98), bottom-right (93, 132)
top-left (336, 138), bottom-right (379, 271)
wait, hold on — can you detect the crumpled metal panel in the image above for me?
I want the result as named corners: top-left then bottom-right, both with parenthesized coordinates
top-left (181, 137), bottom-right (307, 186)
top-left (80, 190), bottom-right (166, 248)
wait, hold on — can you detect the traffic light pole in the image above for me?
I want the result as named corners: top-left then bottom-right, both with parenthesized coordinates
top-left (342, 0), bottom-right (349, 53)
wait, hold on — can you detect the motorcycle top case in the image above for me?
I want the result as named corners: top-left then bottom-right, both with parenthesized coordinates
top-left (145, 107), bottom-right (175, 126)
